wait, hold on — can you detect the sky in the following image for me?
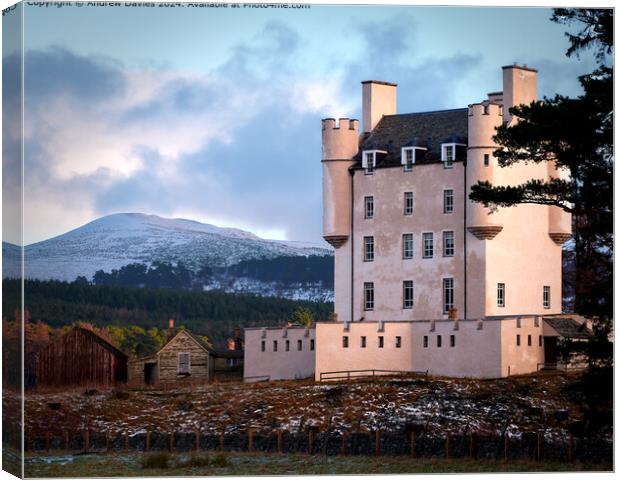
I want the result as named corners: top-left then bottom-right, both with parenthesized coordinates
top-left (2, 2), bottom-right (602, 245)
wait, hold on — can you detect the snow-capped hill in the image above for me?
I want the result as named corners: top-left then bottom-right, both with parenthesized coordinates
top-left (9, 213), bottom-right (332, 283)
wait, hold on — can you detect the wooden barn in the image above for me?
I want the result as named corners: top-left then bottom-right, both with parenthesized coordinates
top-left (37, 326), bottom-right (128, 388)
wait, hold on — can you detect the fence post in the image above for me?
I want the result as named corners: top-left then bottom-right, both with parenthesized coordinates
top-left (308, 430), bottom-right (314, 455)
top-left (568, 433), bottom-right (574, 463)
top-left (125, 432), bottom-right (129, 451)
top-left (219, 430), bottom-right (225, 452)
top-left (64, 430), bottom-right (69, 451)
top-left (504, 434), bottom-right (509, 461)
top-left (277, 430), bottom-right (283, 454)
top-left (536, 431), bottom-right (542, 461)
top-left (169, 431), bottom-right (175, 452)
top-left (469, 432), bottom-right (477, 460)
top-left (146, 431), bottom-right (151, 451)
top-left (375, 430), bottom-right (381, 457)
top-left (84, 430), bottom-right (90, 451)
top-left (410, 431), bottom-right (416, 458)
top-left (248, 429), bottom-right (254, 452)
top-left (341, 432), bottom-right (348, 456)
top-left (106, 431), bottom-right (110, 452)
top-left (194, 430), bottom-right (200, 451)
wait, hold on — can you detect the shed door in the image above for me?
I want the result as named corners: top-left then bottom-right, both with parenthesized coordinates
top-left (544, 337), bottom-right (558, 364)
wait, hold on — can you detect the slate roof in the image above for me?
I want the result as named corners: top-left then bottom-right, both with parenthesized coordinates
top-left (544, 317), bottom-right (593, 339)
top-left (354, 108), bottom-right (468, 169)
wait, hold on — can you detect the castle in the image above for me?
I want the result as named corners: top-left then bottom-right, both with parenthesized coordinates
top-left (314, 65), bottom-right (586, 379)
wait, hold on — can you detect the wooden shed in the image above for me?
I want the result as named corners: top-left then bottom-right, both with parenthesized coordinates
top-left (37, 326), bottom-right (128, 388)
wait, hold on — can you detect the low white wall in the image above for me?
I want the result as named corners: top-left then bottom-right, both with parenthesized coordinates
top-left (244, 327), bottom-right (315, 381)
top-left (499, 316), bottom-right (545, 376)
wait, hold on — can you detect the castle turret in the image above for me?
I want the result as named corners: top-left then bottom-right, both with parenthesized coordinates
top-left (466, 102), bottom-right (504, 240)
top-left (322, 117), bottom-right (359, 247)
top-left (547, 160), bottom-right (572, 245)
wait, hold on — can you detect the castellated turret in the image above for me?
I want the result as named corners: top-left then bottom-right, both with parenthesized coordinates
top-left (547, 160), bottom-right (572, 245)
top-left (466, 102), bottom-right (504, 240)
top-left (322, 118), bottom-right (359, 248)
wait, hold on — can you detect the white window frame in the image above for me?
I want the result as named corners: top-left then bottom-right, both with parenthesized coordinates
top-left (401, 146), bottom-right (427, 171)
top-left (402, 233), bottom-right (414, 259)
top-left (362, 150), bottom-right (385, 175)
top-left (441, 143), bottom-right (465, 169)
top-left (443, 231), bottom-right (455, 257)
top-left (403, 280), bottom-right (414, 309)
top-left (364, 196), bottom-right (374, 219)
top-left (497, 283), bottom-right (506, 307)
top-left (423, 232), bottom-right (433, 259)
top-left (364, 282), bottom-right (374, 311)
top-left (178, 352), bottom-right (191, 374)
top-left (543, 286), bottom-right (550, 309)
top-left (363, 236), bottom-right (374, 262)
top-left (404, 192), bottom-right (413, 215)
top-left (443, 278), bottom-right (454, 314)
top-left (443, 189), bottom-right (454, 214)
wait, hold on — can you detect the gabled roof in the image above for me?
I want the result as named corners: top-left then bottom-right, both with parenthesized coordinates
top-left (544, 317), bottom-right (593, 339)
top-left (155, 329), bottom-right (213, 357)
top-left (43, 326), bottom-right (128, 359)
top-left (355, 108), bottom-right (468, 168)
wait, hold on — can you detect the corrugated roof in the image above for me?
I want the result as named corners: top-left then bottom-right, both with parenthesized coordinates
top-left (355, 108), bottom-right (468, 168)
top-left (544, 317), bottom-right (593, 339)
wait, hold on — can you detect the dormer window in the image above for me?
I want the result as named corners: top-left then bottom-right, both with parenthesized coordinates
top-left (362, 150), bottom-right (385, 175)
top-left (401, 147), bottom-right (427, 172)
top-left (441, 143), bottom-right (465, 169)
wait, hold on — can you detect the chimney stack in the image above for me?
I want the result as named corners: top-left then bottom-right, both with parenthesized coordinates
top-left (362, 80), bottom-right (397, 133)
top-left (502, 64), bottom-right (537, 124)
top-left (168, 319), bottom-right (175, 339)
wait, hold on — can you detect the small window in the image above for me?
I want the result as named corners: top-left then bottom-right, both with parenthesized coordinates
top-left (396, 336), bottom-right (402, 348)
top-left (450, 335), bottom-right (455, 347)
top-left (364, 151), bottom-right (375, 175)
top-left (497, 283), bottom-right (506, 307)
top-left (527, 334), bottom-right (532, 347)
top-left (343, 336), bottom-right (349, 348)
top-left (484, 154), bottom-right (490, 166)
top-left (443, 278), bottom-right (454, 314)
top-left (543, 286), bottom-right (550, 309)
top-left (364, 196), bottom-right (374, 219)
top-left (364, 236), bottom-right (374, 262)
top-left (443, 231), bottom-right (455, 257)
top-left (273, 340), bottom-right (278, 352)
top-left (360, 336), bottom-right (366, 348)
top-left (298, 339), bottom-right (302, 351)
top-left (539, 335), bottom-right (543, 347)
top-left (310, 339), bottom-right (315, 351)
top-left (423, 233), bottom-right (433, 258)
top-left (403, 280), bottom-right (414, 309)
top-left (443, 189), bottom-right (454, 214)
top-left (286, 339), bottom-right (290, 351)
top-left (404, 192), bottom-right (413, 215)
top-left (378, 336), bottom-right (384, 348)
top-left (516, 334), bottom-right (521, 346)
top-left (442, 145), bottom-right (455, 168)
top-left (178, 353), bottom-right (191, 374)
top-left (364, 282), bottom-right (374, 311)
top-left (402, 233), bottom-right (414, 259)
top-left (437, 335), bottom-right (442, 347)
top-left (403, 148), bottom-right (414, 171)
top-left (261, 340), bottom-right (265, 352)
top-left (423, 336), bottom-right (428, 348)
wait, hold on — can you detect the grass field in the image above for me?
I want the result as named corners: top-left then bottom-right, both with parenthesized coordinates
top-left (23, 451), bottom-right (612, 477)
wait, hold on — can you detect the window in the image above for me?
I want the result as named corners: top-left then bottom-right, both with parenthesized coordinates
top-left (298, 339), bottom-right (302, 351)
top-left (178, 353), bottom-right (190, 374)
top-left (543, 286), bottom-right (550, 309)
top-left (364, 196), bottom-right (374, 219)
top-left (403, 280), bottom-right (414, 309)
top-left (423, 336), bottom-right (428, 348)
top-left (310, 339), bottom-right (315, 351)
top-left (396, 336), bottom-right (402, 348)
top-left (403, 148), bottom-right (414, 171)
top-left (360, 336), bottom-right (367, 348)
top-left (404, 192), bottom-right (413, 215)
top-left (527, 335), bottom-right (532, 347)
top-left (497, 283), bottom-right (506, 307)
top-left (261, 340), bottom-right (265, 352)
top-left (402, 233), bottom-right (414, 259)
top-left (539, 335), bottom-right (543, 347)
top-left (273, 340), bottom-right (278, 352)
top-left (364, 151), bottom-right (375, 175)
top-left (286, 339), bottom-right (290, 351)
top-left (364, 236), bottom-right (374, 262)
top-left (443, 189), bottom-right (454, 213)
top-left (443, 278), bottom-right (454, 314)
top-left (442, 145), bottom-right (455, 168)
top-left (443, 231), bottom-right (455, 257)
top-left (437, 335), bottom-right (442, 347)
top-left (484, 154), bottom-right (490, 166)
top-left (364, 282), bottom-right (374, 311)
top-left (423, 233), bottom-right (434, 258)
top-left (342, 336), bottom-right (349, 348)
top-left (516, 334), bottom-right (521, 346)
top-left (378, 336), bottom-right (384, 348)
top-left (450, 335), bottom-right (455, 347)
